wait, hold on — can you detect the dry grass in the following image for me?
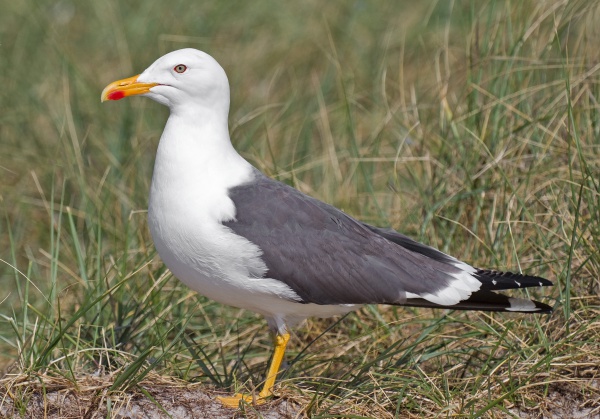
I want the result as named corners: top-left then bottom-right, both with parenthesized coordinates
top-left (1, 0), bottom-right (599, 417)
top-left (1, 302), bottom-right (599, 417)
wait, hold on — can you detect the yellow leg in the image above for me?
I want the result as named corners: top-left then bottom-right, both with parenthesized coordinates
top-left (217, 332), bottom-right (290, 408)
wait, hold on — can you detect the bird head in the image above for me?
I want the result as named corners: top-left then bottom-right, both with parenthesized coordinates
top-left (101, 48), bottom-right (230, 114)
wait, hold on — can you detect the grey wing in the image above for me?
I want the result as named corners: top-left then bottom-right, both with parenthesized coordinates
top-left (223, 172), bottom-right (476, 306)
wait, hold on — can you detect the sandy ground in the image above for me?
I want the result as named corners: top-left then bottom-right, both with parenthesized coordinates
top-left (1, 377), bottom-right (598, 418)
top-left (0, 385), bottom-right (303, 418)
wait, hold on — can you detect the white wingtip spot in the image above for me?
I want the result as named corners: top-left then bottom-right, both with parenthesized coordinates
top-left (505, 297), bottom-right (540, 312)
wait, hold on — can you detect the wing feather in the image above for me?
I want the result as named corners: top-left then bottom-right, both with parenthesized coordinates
top-left (223, 170), bottom-right (551, 311)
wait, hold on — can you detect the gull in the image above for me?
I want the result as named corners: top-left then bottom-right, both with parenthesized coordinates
top-left (101, 48), bottom-right (552, 407)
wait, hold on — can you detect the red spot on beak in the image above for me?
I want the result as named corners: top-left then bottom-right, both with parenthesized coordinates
top-left (107, 90), bottom-right (125, 101)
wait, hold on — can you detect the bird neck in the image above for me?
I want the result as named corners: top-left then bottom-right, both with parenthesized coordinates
top-left (149, 107), bottom-right (253, 222)
top-left (164, 106), bottom-right (233, 158)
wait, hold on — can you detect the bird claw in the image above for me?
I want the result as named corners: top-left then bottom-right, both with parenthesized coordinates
top-left (216, 393), bottom-right (268, 408)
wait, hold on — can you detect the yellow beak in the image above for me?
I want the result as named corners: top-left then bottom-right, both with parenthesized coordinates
top-left (101, 74), bottom-right (159, 102)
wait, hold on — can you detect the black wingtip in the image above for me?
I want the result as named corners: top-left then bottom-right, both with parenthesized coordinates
top-left (475, 269), bottom-right (553, 291)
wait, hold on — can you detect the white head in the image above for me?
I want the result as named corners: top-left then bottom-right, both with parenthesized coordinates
top-left (102, 48), bottom-right (230, 116)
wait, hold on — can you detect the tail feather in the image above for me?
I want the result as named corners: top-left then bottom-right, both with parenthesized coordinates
top-left (402, 290), bottom-right (552, 313)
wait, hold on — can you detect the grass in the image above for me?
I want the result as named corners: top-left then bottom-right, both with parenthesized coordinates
top-left (1, 0), bottom-right (599, 417)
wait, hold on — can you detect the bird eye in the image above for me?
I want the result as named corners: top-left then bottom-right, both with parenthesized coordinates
top-left (174, 64), bottom-right (187, 74)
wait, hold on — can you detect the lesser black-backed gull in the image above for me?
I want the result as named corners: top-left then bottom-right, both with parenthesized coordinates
top-left (101, 48), bottom-right (552, 407)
